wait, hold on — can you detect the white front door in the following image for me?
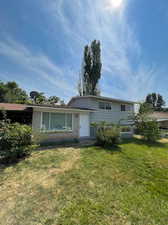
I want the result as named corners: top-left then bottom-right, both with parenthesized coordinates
top-left (79, 114), bottom-right (90, 137)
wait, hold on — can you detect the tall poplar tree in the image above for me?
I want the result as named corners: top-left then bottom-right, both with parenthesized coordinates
top-left (79, 40), bottom-right (102, 96)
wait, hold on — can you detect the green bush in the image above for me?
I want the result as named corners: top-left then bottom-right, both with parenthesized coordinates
top-left (121, 126), bottom-right (131, 132)
top-left (137, 120), bottom-right (160, 142)
top-left (96, 125), bottom-right (121, 147)
top-left (0, 122), bottom-right (34, 163)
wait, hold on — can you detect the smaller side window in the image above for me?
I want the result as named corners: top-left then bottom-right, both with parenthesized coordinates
top-left (121, 104), bottom-right (126, 111)
top-left (106, 103), bottom-right (112, 110)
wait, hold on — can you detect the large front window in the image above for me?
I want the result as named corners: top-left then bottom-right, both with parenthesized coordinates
top-left (41, 112), bottom-right (72, 131)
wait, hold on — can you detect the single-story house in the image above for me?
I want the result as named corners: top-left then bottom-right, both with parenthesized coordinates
top-left (0, 95), bottom-right (136, 143)
top-left (150, 112), bottom-right (168, 129)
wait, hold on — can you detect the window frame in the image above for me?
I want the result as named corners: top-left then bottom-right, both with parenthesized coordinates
top-left (40, 112), bottom-right (73, 132)
top-left (121, 104), bottom-right (132, 112)
top-left (99, 101), bottom-right (112, 110)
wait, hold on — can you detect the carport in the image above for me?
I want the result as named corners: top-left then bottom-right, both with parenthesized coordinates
top-left (0, 103), bottom-right (33, 125)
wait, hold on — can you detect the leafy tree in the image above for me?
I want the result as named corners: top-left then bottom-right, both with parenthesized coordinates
top-left (79, 40), bottom-right (102, 96)
top-left (145, 93), bottom-right (165, 111)
top-left (139, 102), bottom-right (153, 115)
top-left (0, 80), bottom-right (62, 106)
top-left (140, 121), bottom-right (160, 143)
top-left (0, 81), bottom-right (7, 102)
top-left (134, 103), bottom-right (152, 126)
top-left (0, 81), bottom-right (28, 103)
top-left (30, 91), bottom-right (39, 103)
top-left (30, 91), bottom-right (46, 104)
top-left (134, 103), bottom-right (160, 142)
top-left (157, 94), bottom-right (165, 111)
top-left (48, 96), bottom-right (60, 105)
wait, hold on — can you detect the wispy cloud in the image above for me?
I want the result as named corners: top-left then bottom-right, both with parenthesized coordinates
top-left (40, 0), bottom-right (159, 101)
top-left (0, 0), bottom-right (161, 102)
top-left (0, 38), bottom-right (76, 100)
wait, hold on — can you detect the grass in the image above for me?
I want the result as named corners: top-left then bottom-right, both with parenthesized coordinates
top-left (1, 139), bottom-right (168, 225)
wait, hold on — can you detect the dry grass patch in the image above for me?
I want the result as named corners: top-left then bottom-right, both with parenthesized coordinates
top-left (1, 139), bottom-right (168, 225)
top-left (0, 147), bottom-right (80, 225)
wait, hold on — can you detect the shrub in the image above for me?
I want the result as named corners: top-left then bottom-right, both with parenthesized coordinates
top-left (96, 124), bottom-right (121, 147)
top-left (0, 122), bottom-right (34, 163)
top-left (137, 120), bottom-right (160, 142)
top-left (121, 126), bottom-right (131, 132)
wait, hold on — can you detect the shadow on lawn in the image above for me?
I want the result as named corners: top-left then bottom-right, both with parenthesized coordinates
top-left (93, 144), bottom-right (122, 154)
top-left (0, 154), bottom-right (30, 171)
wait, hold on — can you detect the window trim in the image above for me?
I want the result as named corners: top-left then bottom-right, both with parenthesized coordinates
top-left (40, 112), bottom-right (73, 132)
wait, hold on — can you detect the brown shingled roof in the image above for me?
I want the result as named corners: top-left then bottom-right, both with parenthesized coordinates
top-left (0, 103), bottom-right (93, 112)
top-left (0, 103), bottom-right (30, 111)
top-left (150, 112), bottom-right (168, 120)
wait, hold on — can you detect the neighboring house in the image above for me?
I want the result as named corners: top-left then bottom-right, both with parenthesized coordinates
top-left (150, 112), bottom-right (168, 129)
top-left (0, 95), bottom-right (136, 143)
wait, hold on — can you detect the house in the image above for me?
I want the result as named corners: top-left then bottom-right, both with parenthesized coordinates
top-left (150, 112), bottom-right (168, 129)
top-left (68, 95), bottom-right (135, 124)
top-left (0, 95), bottom-right (136, 143)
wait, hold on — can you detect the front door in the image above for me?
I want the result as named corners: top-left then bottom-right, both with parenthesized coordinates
top-left (79, 114), bottom-right (90, 137)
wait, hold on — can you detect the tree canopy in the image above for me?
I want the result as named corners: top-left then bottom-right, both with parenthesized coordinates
top-left (0, 81), bottom-right (28, 103)
top-left (145, 93), bottom-right (165, 111)
top-left (0, 80), bottom-right (62, 105)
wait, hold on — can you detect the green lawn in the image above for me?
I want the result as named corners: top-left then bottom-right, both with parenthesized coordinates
top-left (1, 139), bottom-right (168, 225)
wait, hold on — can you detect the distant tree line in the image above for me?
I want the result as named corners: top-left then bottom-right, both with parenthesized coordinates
top-left (0, 81), bottom-right (64, 105)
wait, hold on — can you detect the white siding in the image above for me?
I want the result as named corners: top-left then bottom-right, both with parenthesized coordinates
top-left (69, 97), bottom-right (134, 124)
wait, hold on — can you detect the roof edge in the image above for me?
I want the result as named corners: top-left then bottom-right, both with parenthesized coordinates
top-left (68, 95), bottom-right (138, 105)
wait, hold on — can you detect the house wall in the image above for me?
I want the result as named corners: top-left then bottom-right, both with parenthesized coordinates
top-left (69, 98), bottom-right (134, 124)
top-left (159, 121), bottom-right (168, 129)
top-left (32, 109), bottom-right (80, 144)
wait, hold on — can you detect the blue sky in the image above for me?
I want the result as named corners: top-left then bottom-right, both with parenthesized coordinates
top-left (0, 0), bottom-right (168, 103)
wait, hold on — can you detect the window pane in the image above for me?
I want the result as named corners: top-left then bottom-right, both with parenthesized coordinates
top-left (106, 103), bottom-right (111, 110)
top-left (121, 105), bottom-right (126, 111)
top-left (66, 114), bottom-right (72, 130)
top-left (50, 113), bottom-right (65, 130)
top-left (42, 112), bottom-right (49, 130)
